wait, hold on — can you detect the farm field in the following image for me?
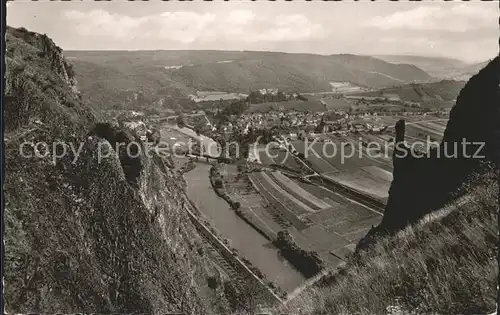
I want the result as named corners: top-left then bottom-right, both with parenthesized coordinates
top-left (246, 100), bottom-right (326, 113)
top-left (189, 91), bottom-right (247, 102)
top-left (294, 180), bottom-right (382, 232)
top-left (291, 136), bottom-right (391, 174)
top-left (221, 168), bottom-right (351, 266)
top-left (405, 123), bottom-right (443, 142)
top-left (220, 164), bottom-right (283, 238)
top-left (412, 120), bottom-right (446, 135)
top-left (273, 149), bottom-right (306, 171)
top-left (250, 172), bottom-right (313, 220)
top-left (357, 133), bottom-right (394, 163)
top-left (270, 171), bottom-right (331, 210)
top-left (257, 148), bottom-right (276, 165)
top-left (246, 170), bottom-right (383, 266)
top-left (258, 147), bottom-right (305, 172)
top-left (291, 140), bottom-right (338, 173)
top-left (323, 166), bottom-right (392, 202)
top-left (338, 134), bottom-right (393, 172)
top-left (307, 94), bottom-right (353, 110)
top-left (288, 177), bottom-right (383, 260)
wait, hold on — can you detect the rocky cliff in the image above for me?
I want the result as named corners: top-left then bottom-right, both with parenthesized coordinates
top-left (4, 27), bottom-right (230, 314)
top-left (361, 56), bottom-right (500, 242)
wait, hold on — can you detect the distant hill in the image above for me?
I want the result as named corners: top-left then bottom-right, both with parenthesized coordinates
top-left (448, 60), bottom-right (490, 81)
top-left (64, 50), bottom-right (432, 111)
top-left (353, 80), bottom-right (467, 108)
top-left (374, 55), bottom-right (490, 81)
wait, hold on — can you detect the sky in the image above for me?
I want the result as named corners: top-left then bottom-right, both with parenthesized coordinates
top-left (7, 0), bottom-right (499, 63)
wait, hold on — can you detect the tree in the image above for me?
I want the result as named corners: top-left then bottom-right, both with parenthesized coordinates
top-left (214, 179), bottom-right (223, 189)
top-left (231, 201), bottom-right (241, 210)
top-left (207, 276), bottom-right (218, 290)
top-left (176, 114), bottom-right (185, 127)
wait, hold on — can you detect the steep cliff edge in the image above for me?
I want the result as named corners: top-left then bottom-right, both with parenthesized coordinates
top-left (4, 27), bottom-right (230, 314)
top-left (280, 58), bottom-right (498, 315)
top-left (369, 56), bottom-right (500, 235)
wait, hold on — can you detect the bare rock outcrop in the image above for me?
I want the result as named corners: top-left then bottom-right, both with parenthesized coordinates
top-left (4, 26), bottom-right (230, 314)
top-left (359, 56), bottom-right (500, 246)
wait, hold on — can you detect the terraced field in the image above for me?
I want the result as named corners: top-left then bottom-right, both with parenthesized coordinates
top-left (287, 115), bottom-right (449, 202)
top-left (221, 164), bottom-right (284, 238)
top-left (270, 171), bottom-right (331, 210)
top-left (293, 180), bottom-right (382, 243)
top-left (357, 133), bottom-right (394, 164)
top-left (258, 147), bottom-right (305, 172)
top-left (291, 140), bottom-right (338, 173)
top-left (249, 172), bottom-right (311, 230)
top-left (246, 170), bottom-right (383, 267)
top-left (323, 166), bottom-right (392, 202)
top-left (258, 149), bottom-right (276, 165)
top-left (406, 123), bottom-right (444, 142)
top-left (337, 134), bottom-right (393, 172)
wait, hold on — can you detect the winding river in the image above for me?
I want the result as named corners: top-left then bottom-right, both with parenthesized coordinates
top-left (184, 163), bottom-right (305, 293)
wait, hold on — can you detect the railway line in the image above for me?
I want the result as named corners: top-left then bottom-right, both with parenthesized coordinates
top-left (182, 197), bottom-right (284, 304)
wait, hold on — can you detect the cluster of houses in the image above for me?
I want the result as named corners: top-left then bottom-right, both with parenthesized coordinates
top-left (209, 109), bottom-right (393, 140)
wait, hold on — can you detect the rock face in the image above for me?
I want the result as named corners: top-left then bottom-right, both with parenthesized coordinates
top-left (4, 27), bottom-right (229, 314)
top-left (361, 56), bottom-right (500, 241)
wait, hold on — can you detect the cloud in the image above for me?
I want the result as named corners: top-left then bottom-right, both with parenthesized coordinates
top-left (227, 10), bottom-right (256, 25)
top-left (64, 9), bottom-right (328, 44)
top-left (368, 4), bottom-right (497, 32)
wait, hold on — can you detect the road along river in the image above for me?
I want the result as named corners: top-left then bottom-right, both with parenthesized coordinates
top-left (184, 163), bottom-right (306, 293)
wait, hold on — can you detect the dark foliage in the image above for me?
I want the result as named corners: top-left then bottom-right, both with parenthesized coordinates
top-left (273, 231), bottom-right (324, 278)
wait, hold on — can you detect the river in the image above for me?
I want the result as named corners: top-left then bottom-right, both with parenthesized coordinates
top-left (184, 163), bottom-right (306, 293)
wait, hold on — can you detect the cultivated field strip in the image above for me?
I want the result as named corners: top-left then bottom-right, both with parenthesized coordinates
top-left (411, 122), bottom-right (445, 138)
top-left (406, 123), bottom-right (443, 141)
top-left (340, 135), bottom-right (391, 169)
top-left (258, 150), bottom-right (276, 165)
top-left (417, 120), bottom-right (446, 133)
top-left (362, 165), bottom-right (393, 182)
top-left (223, 165), bottom-right (293, 233)
top-left (324, 169), bottom-right (391, 202)
top-left (230, 191), bottom-right (279, 239)
top-left (272, 149), bottom-right (304, 171)
top-left (248, 173), bottom-right (309, 230)
top-left (271, 171), bottom-right (331, 209)
top-left (326, 215), bottom-right (382, 236)
top-left (259, 172), bottom-right (315, 214)
top-left (359, 134), bottom-right (394, 165)
top-left (311, 176), bottom-right (386, 213)
top-left (291, 141), bottom-right (338, 173)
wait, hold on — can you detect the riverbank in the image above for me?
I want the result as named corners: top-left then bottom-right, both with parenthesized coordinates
top-left (210, 163), bottom-right (326, 279)
top-left (209, 164), bottom-right (274, 242)
top-left (183, 163), bottom-right (306, 294)
top-left (181, 195), bottom-right (284, 304)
